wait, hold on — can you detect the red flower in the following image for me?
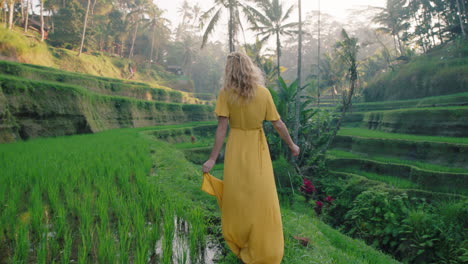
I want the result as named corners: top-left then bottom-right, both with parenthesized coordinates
top-left (315, 201), bottom-right (323, 208)
top-left (324, 196), bottom-right (335, 204)
top-left (300, 178), bottom-right (315, 194)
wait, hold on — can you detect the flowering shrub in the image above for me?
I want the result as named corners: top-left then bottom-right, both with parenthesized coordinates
top-left (324, 196), bottom-right (335, 205)
top-left (300, 178), bottom-right (316, 202)
top-left (314, 201), bottom-right (323, 215)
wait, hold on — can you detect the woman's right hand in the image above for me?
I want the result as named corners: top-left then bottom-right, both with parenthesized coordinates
top-left (289, 143), bottom-right (300, 157)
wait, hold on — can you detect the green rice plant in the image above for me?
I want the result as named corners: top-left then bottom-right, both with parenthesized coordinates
top-left (61, 228), bottom-right (72, 264)
top-left (117, 221), bottom-right (131, 264)
top-left (188, 207), bottom-right (206, 262)
top-left (12, 223), bottom-right (30, 263)
top-left (77, 230), bottom-right (89, 264)
top-left (162, 205), bottom-right (175, 264)
top-left (36, 233), bottom-right (48, 264)
top-left (96, 226), bottom-right (117, 263)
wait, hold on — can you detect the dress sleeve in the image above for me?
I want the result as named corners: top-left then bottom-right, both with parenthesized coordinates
top-left (265, 89), bottom-right (280, 121)
top-left (215, 89), bottom-right (229, 117)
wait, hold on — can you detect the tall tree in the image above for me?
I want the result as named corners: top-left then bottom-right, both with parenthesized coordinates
top-left (146, 6), bottom-right (170, 64)
top-left (78, 0), bottom-right (92, 55)
top-left (455, 0), bottom-right (466, 38)
top-left (40, 0), bottom-right (45, 40)
top-left (373, 0), bottom-right (410, 55)
top-left (200, 0), bottom-right (250, 52)
top-left (321, 29), bottom-right (359, 153)
top-left (244, 0), bottom-right (297, 80)
top-left (7, 0), bottom-right (15, 30)
top-left (293, 0), bottom-right (302, 144)
top-left (24, 0), bottom-right (29, 32)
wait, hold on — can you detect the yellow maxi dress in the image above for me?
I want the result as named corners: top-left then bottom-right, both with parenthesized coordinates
top-left (202, 86), bottom-right (284, 263)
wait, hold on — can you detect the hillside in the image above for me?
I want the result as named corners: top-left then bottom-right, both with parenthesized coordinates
top-left (363, 40), bottom-right (468, 101)
top-left (0, 60), bottom-right (214, 143)
top-left (0, 27), bottom-right (197, 93)
top-left (311, 90), bottom-right (468, 263)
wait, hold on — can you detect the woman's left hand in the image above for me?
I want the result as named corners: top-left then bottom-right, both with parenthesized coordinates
top-left (202, 159), bottom-right (216, 173)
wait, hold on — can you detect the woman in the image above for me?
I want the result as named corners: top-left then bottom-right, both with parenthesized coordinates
top-left (202, 51), bottom-right (300, 263)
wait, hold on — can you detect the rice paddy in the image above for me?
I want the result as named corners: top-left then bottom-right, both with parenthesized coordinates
top-left (0, 127), bottom-right (210, 263)
top-left (0, 123), bottom-right (400, 263)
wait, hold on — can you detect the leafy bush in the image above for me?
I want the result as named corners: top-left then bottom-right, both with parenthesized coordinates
top-left (318, 176), bottom-right (468, 263)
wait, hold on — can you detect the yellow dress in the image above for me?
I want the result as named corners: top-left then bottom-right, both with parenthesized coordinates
top-left (202, 86), bottom-right (283, 263)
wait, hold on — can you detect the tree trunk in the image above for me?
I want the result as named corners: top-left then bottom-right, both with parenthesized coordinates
top-left (87, 0), bottom-right (97, 28)
top-left (392, 34), bottom-right (398, 55)
top-left (8, 0), bottom-right (13, 30)
top-left (396, 34), bottom-right (403, 55)
top-left (149, 23), bottom-right (155, 63)
top-left (78, 0), bottom-right (91, 56)
top-left (276, 30), bottom-right (281, 81)
top-left (316, 0), bottom-right (322, 141)
top-left (24, 0), bottom-right (29, 32)
top-left (293, 0), bottom-right (302, 144)
top-left (228, 1), bottom-right (234, 52)
top-left (20, 0), bottom-right (24, 23)
top-left (456, 0), bottom-right (466, 38)
top-left (317, 0), bottom-right (321, 109)
top-left (128, 21), bottom-right (139, 59)
top-left (40, 0), bottom-right (44, 41)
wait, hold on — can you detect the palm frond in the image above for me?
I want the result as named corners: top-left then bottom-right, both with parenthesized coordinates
top-left (199, 5), bottom-right (219, 29)
top-left (201, 8), bottom-right (222, 49)
top-left (281, 4), bottom-right (295, 23)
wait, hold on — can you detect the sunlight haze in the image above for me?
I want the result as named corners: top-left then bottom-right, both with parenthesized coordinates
top-left (156, 0), bottom-right (387, 30)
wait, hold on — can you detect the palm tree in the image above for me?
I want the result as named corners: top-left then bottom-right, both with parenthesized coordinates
top-left (78, 0), bottom-right (92, 56)
top-left (455, 0), bottom-right (466, 38)
top-left (321, 29), bottom-right (359, 153)
top-left (293, 0), bottom-right (302, 144)
top-left (244, 0), bottom-right (297, 80)
top-left (146, 6), bottom-right (170, 64)
top-left (6, 0), bottom-right (15, 30)
top-left (200, 0), bottom-right (250, 52)
top-left (373, 0), bottom-right (410, 55)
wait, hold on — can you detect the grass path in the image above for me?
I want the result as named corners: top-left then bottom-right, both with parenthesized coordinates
top-left (145, 124), bottom-right (399, 263)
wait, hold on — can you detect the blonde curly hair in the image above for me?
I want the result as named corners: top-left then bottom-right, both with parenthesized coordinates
top-left (222, 51), bottom-right (264, 102)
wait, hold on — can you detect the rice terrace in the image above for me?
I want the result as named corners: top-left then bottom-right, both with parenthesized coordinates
top-left (0, 0), bottom-right (467, 263)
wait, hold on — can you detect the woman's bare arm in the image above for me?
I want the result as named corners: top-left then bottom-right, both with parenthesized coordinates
top-left (271, 119), bottom-right (300, 156)
top-left (202, 116), bottom-right (229, 173)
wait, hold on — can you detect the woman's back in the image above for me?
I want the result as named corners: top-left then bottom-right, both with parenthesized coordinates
top-left (215, 86), bottom-right (280, 128)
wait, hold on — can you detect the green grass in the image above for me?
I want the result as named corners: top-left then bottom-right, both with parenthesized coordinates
top-left (328, 149), bottom-right (468, 174)
top-left (0, 60), bottom-right (184, 103)
top-left (338, 127), bottom-right (468, 145)
top-left (0, 122), bottom-right (399, 263)
top-left (351, 92), bottom-right (468, 111)
top-left (363, 40), bottom-right (468, 101)
top-left (331, 168), bottom-right (420, 189)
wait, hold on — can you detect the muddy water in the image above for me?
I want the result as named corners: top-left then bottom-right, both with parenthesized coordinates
top-left (155, 216), bottom-right (222, 263)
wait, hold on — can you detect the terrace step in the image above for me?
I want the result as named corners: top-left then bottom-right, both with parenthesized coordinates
top-left (342, 107), bottom-right (468, 137)
top-left (0, 75), bottom-right (214, 142)
top-left (0, 60), bottom-right (188, 104)
top-left (329, 170), bottom-right (466, 201)
top-left (348, 92), bottom-right (468, 112)
top-left (327, 156), bottom-right (468, 195)
top-left (331, 132), bottom-right (468, 169)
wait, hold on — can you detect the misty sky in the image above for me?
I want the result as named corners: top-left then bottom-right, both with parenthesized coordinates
top-left (156, 0), bottom-right (387, 29)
